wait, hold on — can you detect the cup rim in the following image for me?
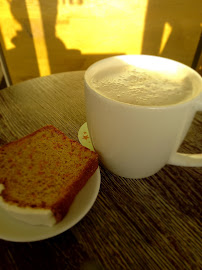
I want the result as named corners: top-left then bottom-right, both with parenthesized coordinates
top-left (84, 54), bottom-right (202, 110)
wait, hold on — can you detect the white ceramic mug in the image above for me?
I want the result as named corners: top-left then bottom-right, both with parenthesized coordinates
top-left (84, 55), bottom-right (202, 178)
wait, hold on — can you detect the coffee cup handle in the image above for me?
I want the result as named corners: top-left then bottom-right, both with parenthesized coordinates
top-left (168, 97), bottom-right (202, 167)
top-left (168, 153), bottom-right (202, 167)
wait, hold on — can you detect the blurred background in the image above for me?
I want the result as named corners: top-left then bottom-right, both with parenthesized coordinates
top-left (0, 0), bottom-right (202, 87)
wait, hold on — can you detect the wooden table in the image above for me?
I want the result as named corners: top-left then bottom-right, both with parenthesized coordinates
top-left (0, 71), bottom-right (201, 270)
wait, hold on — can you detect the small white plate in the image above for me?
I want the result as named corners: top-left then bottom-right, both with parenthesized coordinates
top-left (0, 168), bottom-right (101, 242)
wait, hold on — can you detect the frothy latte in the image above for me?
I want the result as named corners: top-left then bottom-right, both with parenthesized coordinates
top-left (89, 65), bottom-right (194, 106)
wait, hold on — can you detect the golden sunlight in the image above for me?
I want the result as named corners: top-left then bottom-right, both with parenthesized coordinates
top-left (0, 0), bottom-right (201, 84)
top-left (0, 1), bottom-right (21, 50)
top-left (25, 0), bottom-right (51, 76)
top-left (159, 22), bottom-right (172, 55)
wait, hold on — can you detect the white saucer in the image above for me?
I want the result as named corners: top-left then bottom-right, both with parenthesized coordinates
top-left (0, 168), bottom-right (101, 242)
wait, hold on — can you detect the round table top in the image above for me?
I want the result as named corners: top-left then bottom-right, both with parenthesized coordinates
top-left (0, 71), bottom-right (202, 270)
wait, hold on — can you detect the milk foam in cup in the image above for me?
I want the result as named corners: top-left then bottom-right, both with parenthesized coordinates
top-left (89, 65), bottom-right (194, 106)
top-left (84, 55), bottom-right (202, 178)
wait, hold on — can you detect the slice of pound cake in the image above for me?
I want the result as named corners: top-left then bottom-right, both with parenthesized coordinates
top-left (0, 125), bottom-right (98, 226)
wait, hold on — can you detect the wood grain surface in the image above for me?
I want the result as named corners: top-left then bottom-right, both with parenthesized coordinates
top-left (0, 71), bottom-right (202, 270)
